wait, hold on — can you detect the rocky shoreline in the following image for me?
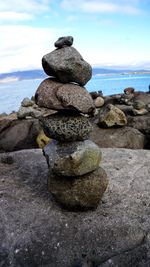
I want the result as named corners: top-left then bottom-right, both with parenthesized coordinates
top-left (0, 36), bottom-right (150, 266)
top-left (0, 90), bottom-right (149, 152)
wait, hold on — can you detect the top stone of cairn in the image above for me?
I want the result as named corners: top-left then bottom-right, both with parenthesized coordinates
top-left (54, 36), bottom-right (73, 48)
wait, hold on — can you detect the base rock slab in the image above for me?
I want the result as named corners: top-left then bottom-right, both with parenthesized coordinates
top-left (0, 148), bottom-right (150, 267)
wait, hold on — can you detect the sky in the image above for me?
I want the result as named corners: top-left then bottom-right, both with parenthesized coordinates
top-left (0, 0), bottom-right (150, 73)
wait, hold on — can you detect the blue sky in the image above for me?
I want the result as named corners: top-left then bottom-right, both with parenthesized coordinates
top-left (0, 0), bottom-right (150, 73)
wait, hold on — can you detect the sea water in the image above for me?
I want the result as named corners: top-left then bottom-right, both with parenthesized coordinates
top-left (0, 73), bottom-right (150, 114)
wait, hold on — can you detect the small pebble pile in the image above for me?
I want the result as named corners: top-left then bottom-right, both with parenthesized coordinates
top-left (35, 36), bottom-right (108, 211)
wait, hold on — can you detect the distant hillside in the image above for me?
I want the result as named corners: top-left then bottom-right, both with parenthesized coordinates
top-left (0, 68), bottom-right (150, 82)
top-left (92, 68), bottom-right (150, 75)
top-left (0, 69), bottom-right (47, 81)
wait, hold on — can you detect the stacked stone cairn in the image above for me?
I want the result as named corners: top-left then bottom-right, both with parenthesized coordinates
top-left (35, 36), bottom-right (108, 211)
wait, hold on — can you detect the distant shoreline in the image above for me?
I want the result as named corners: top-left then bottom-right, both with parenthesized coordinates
top-left (0, 72), bottom-right (150, 84)
top-left (0, 77), bottom-right (19, 83)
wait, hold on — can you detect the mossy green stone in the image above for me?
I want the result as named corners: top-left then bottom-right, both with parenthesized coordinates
top-left (43, 140), bottom-right (102, 176)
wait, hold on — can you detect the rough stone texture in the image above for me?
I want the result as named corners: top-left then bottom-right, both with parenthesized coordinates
top-left (98, 104), bottom-right (127, 128)
top-left (43, 140), bottom-right (102, 176)
top-left (56, 83), bottom-right (95, 114)
top-left (42, 46), bottom-right (92, 85)
top-left (0, 115), bottom-right (147, 152)
top-left (133, 92), bottom-right (150, 106)
top-left (127, 114), bottom-right (150, 149)
top-left (127, 114), bottom-right (150, 135)
top-left (40, 112), bottom-right (93, 141)
top-left (35, 78), bottom-right (95, 114)
top-left (35, 78), bottom-right (64, 110)
top-left (0, 148), bottom-right (150, 267)
top-left (0, 117), bottom-right (41, 152)
top-left (48, 167), bottom-right (108, 211)
top-left (90, 124), bottom-right (145, 149)
top-left (54, 36), bottom-right (73, 48)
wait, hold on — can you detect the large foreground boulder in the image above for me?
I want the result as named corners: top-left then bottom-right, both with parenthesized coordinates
top-left (0, 116), bottom-right (41, 152)
top-left (90, 124), bottom-right (145, 149)
top-left (0, 148), bottom-right (150, 266)
top-left (127, 114), bottom-right (150, 149)
top-left (127, 114), bottom-right (150, 135)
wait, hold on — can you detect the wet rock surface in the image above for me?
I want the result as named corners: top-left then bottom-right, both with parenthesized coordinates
top-left (0, 148), bottom-right (150, 267)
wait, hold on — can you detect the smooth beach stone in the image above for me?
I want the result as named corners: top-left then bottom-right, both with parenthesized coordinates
top-left (43, 140), bottom-right (102, 176)
top-left (54, 36), bottom-right (73, 48)
top-left (98, 104), bottom-right (127, 128)
top-left (35, 78), bottom-right (95, 114)
top-left (94, 96), bottom-right (105, 108)
top-left (40, 112), bottom-right (93, 141)
top-left (48, 167), bottom-right (108, 211)
top-left (42, 46), bottom-right (92, 86)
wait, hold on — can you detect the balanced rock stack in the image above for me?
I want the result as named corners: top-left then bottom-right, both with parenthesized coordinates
top-left (35, 36), bottom-right (108, 211)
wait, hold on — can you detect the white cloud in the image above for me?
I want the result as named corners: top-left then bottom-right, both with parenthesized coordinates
top-left (0, 0), bottom-right (51, 13)
top-left (0, 25), bottom-right (63, 73)
top-left (0, 12), bottom-right (33, 21)
top-left (61, 0), bottom-right (142, 15)
top-left (0, 1), bottom-right (53, 23)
